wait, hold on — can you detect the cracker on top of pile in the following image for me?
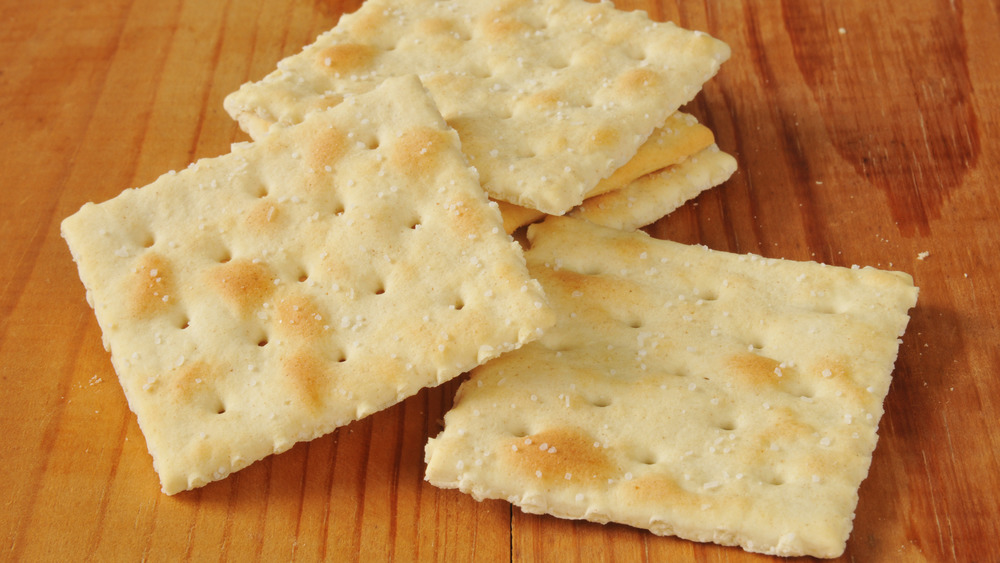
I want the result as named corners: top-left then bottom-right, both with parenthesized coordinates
top-left (62, 76), bottom-right (554, 494)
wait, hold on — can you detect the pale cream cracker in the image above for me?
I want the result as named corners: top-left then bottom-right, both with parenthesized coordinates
top-left (425, 215), bottom-right (918, 558)
top-left (62, 76), bottom-right (554, 494)
top-left (223, 0), bottom-right (730, 215)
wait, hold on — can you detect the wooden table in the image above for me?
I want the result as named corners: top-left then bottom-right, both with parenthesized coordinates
top-left (2, 0), bottom-right (997, 560)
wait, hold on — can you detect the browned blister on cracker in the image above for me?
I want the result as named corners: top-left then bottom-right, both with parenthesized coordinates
top-left (425, 216), bottom-right (917, 558)
top-left (62, 76), bottom-right (554, 494)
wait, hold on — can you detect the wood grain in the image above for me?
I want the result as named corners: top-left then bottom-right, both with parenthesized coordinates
top-left (2, 0), bottom-right (998, 560)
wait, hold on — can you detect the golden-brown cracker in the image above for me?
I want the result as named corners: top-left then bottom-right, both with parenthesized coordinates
top-left (586, 112), bottom-right (715, 198)
top-left (571, 144), bottom-right (737, 231)
top-left (224, 0), bottom-right (730, 215)
top-left (425, 216), bottom-right (917, 558)
top-left (62, 76), bottom-right (554, 494)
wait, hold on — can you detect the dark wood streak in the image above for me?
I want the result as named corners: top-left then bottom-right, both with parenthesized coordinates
top-left (5, 0), bottom-right (180, 556)
top-left (743, 0), bottom-right (835, 264)
top-left (317, 430), bottom-right (341, 561)
top-left (251, 456), bottom-right (274, 561)
top-left (8, 311), bottom-right (97, 561)
top-left (781, 0), bottom-right (980, 238)
top-left (0, 1), bottom-right (129, 342)
top-left (351, 417), bottom-right (375, 560)
top-left (689, 0), bottom-right (748, 256)
top-left (220, 474), bottom-right (241, 562)
top-left (84, 397), bottom-right (135, 560)
top-left (185, 0), bottom-right (235, 164)
top-left (386, 394), bottom-right (413, 561)
top-left (296, 441), bottom-right (317, 561)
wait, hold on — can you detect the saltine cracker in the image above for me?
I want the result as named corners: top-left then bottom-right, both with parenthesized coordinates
top-left (62, 76), bottom-right (554, 494)
top-left (425, 216), bottom-right (917, 558)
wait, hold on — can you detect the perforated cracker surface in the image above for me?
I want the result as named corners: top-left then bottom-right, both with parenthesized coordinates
top-left (425, 216), bottom-right (917, 558)
top-left (62, 76), bottom-right (554, 494)
top-left (224, 0), bottom-right (730, 215)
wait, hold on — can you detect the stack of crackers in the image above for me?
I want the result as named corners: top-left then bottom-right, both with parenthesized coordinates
top-left (62, 0), bottom-right (918, 558)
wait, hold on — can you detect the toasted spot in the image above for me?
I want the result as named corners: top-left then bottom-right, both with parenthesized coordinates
top-left (169, 360), bottom-right (223, 406)
top-left (274, 293), bottom-right (326, 342)
top-left (499, 427), bottom-right (615, 484)
top-left (245, 198), bottom-right (282, 232)
top-left (496, 0), bottom-right (534, 9)
top-left (542, 267), bottom-right (641, 309)
top-left (614, 68), bottom-right (661, 97)
top-left (207, 258), bottom-right (276, 316)
top-left (744, 407), bottom-right (818, 465)
top-left (280, 348), bottom-right (328, 411)
top-left (813, 357), bottom-right (869, 407)
top-left (388, 126), bottom-right (452, 178)
top-left (305, 124), bottom-right (350, 173)
top-left (727, 352), bottom-right (783, 389)
top-left (127, 252), bottom-right (174, 317)
top-left (344, 9), bottom-right (386, 41)
top-left (621, 474), bottom-right (704, 512)
top-left (417, 16), bottom-right (461, 36)
top-left (477, 14), bottom-right (532, 41)
top-left (315, 43), bottom-right (376, 74)
top-left (766, 407), bottom-right (817, 439)
top-left (585, 126), bottom-right (620, 151)
top-left (522, 89), bottom-right (564, 110)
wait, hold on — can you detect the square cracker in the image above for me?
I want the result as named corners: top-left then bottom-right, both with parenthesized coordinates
top-left (223, 0), bottom-right (730, 215)
top-left (62, 76), bottom-right (554, 494)
top-left (424, 216), bottom-right (918, 558)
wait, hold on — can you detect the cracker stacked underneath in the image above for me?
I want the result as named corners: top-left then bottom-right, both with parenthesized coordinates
top-left (425, 216), bottom-right (918, 558)
top-left (62, 76), bottom-right (553, 494)
top-left (495, 112), bottom-right (738, 234)
top-left (223, 0), bottom-right (731, 216)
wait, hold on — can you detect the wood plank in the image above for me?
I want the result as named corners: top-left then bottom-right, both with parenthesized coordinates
top-left (1, 0), bottom-right (998, 560)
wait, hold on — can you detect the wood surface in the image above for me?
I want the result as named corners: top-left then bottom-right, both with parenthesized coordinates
top-left (2, 0), bottom-right (998, 560)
